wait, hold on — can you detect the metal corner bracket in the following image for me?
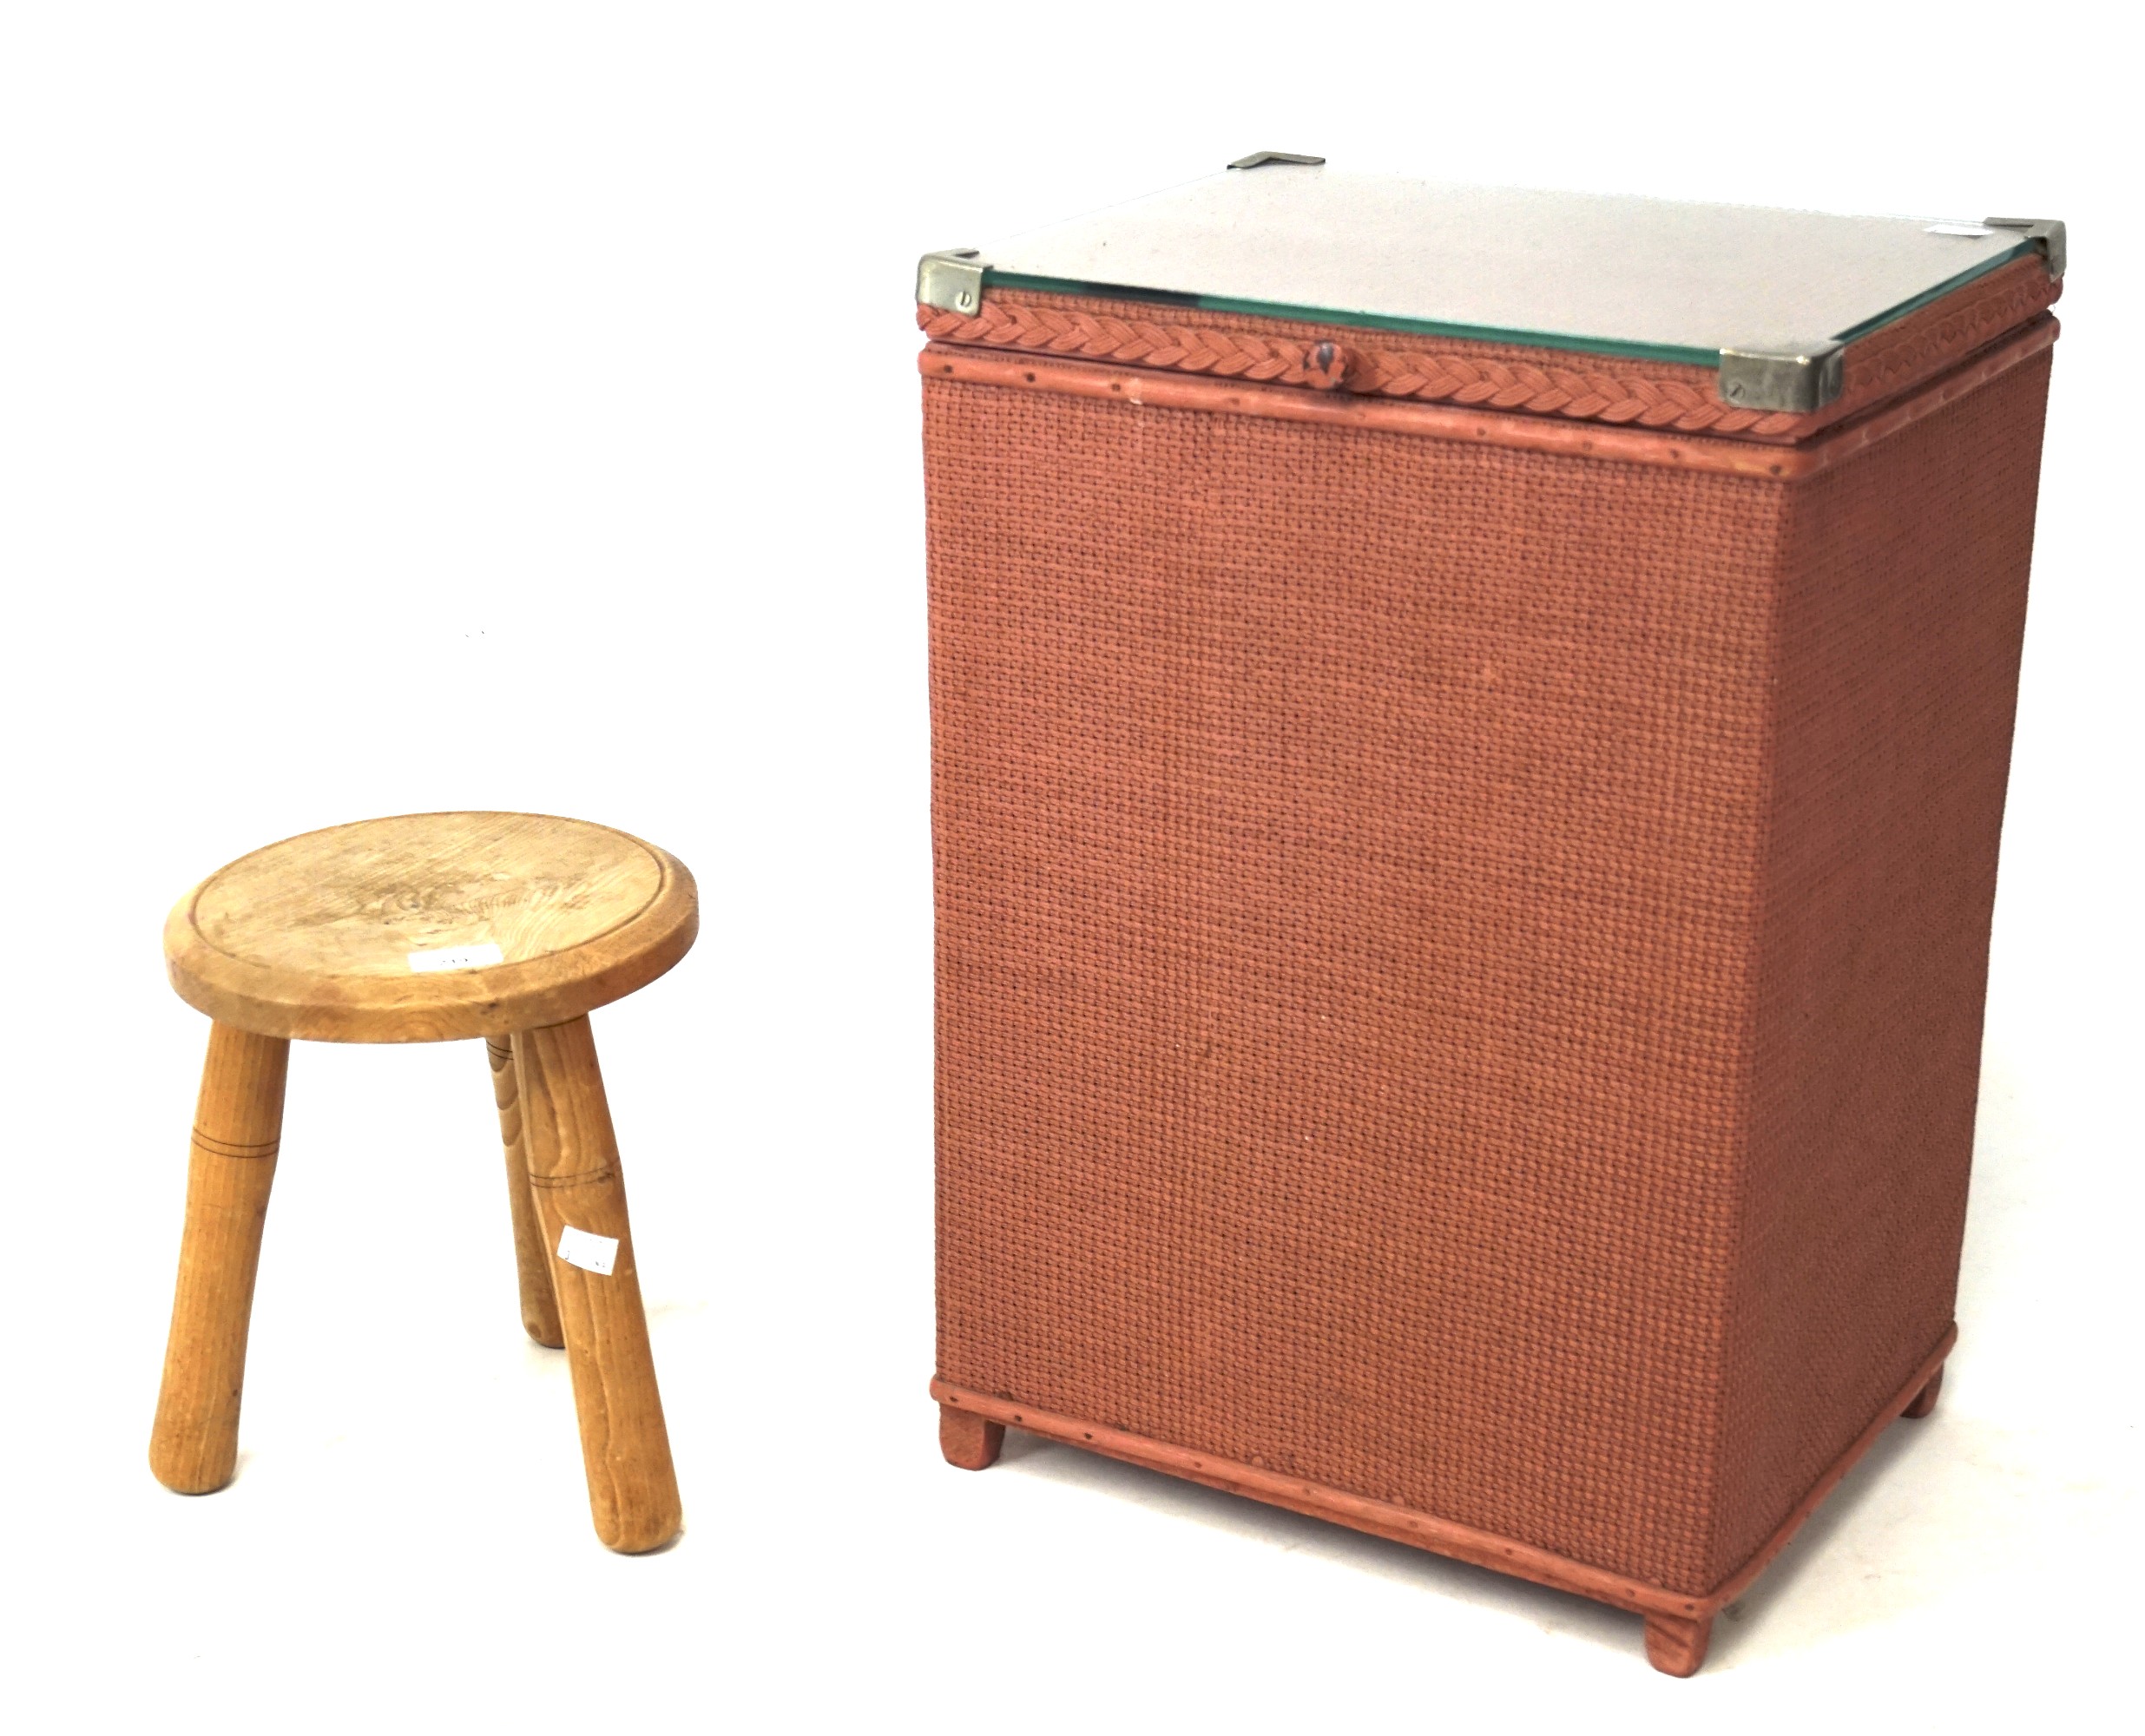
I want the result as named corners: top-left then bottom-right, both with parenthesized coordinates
top-left (918, 248), bottom-right (989, 314)
top-left (1984, 216), bottom-right (2066, 279)
top-left (1227, 151), bottom-right (1326, 169)
top-left (1717, 342), bottom-right (1847, 416)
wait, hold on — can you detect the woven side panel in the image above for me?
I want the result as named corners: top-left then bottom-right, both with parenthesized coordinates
top-left (1706, 350), bottom-right (2052, 1582)
top-left (926, 381), bottom-right (1798, 1590)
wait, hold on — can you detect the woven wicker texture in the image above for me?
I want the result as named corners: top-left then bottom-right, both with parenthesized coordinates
top-left (1709, 352), bottom-right (2049, 1577)
top-left (926, 326), bottom-right (2050, 1594)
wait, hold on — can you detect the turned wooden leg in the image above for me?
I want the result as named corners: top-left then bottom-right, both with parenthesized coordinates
top-left (939, 1404), bottom-right (1004, 1470)
top-left (486, 1036), bottom-right (563, 1348)
top-left (1902, 1364), bottom-right (1944, 1420)
top-left (516, 1016), bottom-right (681, 1553)
top-left (1643, 1612), bottom-right (1714, 1678)
top-left (150, 1023), bottom-right (291, 1495)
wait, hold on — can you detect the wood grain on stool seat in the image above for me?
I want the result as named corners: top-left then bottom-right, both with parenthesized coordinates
top-left (163, 812), bottom-right (697, 1042)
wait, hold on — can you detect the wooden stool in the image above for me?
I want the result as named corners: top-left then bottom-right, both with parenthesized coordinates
top-left (150, 812), bottom-right (698, 1552)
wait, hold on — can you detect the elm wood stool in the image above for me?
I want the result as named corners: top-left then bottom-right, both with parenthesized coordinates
top-left (149, 812), bottom-right (697, 1553)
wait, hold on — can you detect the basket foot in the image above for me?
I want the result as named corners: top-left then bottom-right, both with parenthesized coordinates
top-left (1901, 1364), bottom-right (1944, 1420)
top-left (939, 1404), bottom-right (1004, 1470)
top-left (1643, 1612), bottom-right (1713, 1678)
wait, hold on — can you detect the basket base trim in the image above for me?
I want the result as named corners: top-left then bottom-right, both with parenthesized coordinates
top-left (931, 1321), bottom-right (1956, 1624)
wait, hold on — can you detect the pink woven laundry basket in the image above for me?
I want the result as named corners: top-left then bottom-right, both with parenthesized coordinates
top-left (918, 161), bottom-right (2062, 1674)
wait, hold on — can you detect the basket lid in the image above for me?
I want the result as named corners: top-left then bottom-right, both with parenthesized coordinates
top-left (918, 159), bottom-right (2063, 416)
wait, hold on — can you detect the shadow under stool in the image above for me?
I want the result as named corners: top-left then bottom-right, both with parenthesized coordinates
top-left (149, 811), bottom-right (698, 1552)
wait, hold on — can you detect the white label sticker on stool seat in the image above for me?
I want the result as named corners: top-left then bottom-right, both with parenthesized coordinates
top-left (556, 1225), bottom-right (620, 1276)
top-left (406, 942), bottom-right (504, 973)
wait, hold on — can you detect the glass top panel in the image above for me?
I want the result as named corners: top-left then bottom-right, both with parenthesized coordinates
top-left (978, 165), bottom-right (2031, 365)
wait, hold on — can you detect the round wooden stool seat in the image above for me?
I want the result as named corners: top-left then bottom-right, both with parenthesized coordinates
top-left (163, 812), bottom-right (698, 1042)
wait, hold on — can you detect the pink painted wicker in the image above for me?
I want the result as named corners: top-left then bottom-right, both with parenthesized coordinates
top-left (920, 200), bottom-right (2059, 1673)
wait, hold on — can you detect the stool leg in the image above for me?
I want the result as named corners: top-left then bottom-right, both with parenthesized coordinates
top-left (486, 1036), bottom-right (563, 1348)
top-left (149, 1023), bottom-right (290, 1495)
top-left (1901, 1364), bottom-right (1944, 1420)
top-left (515, 1016), bottom-right (681, 1553)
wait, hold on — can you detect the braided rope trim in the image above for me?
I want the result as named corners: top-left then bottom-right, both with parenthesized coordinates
top-left (918, 299), bottom-right (1777, 431)
top-left (917, 302), bottom-right (1350, 391)
top-left (1835, 260), bottom-right (2060, 404)
top-left (1347, 346), bottom-right (1783, 433)
top-left (918, 258), bottom-right (2059, 443)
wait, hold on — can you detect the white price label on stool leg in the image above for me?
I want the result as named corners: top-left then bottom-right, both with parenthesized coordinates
top-left (556, 1225), bottom-right (620, 1276)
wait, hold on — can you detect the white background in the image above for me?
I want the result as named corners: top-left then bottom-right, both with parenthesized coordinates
top-left (2, 3), bottom-right (2136, 1728)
